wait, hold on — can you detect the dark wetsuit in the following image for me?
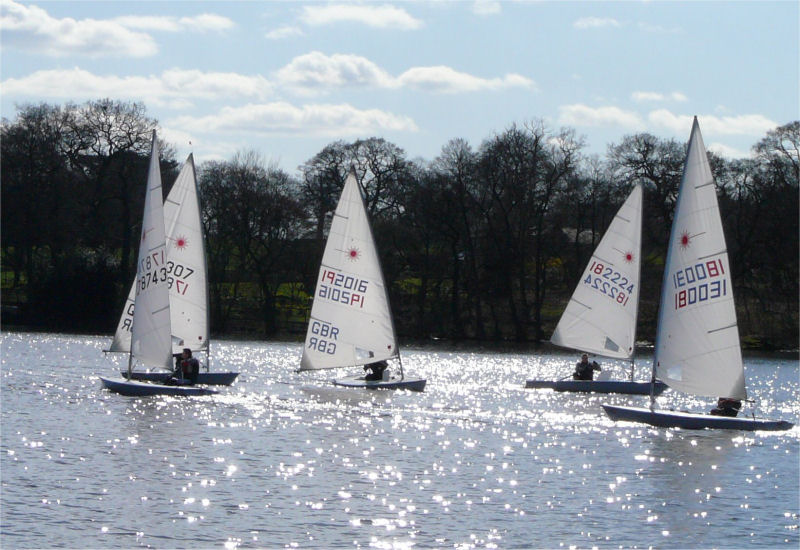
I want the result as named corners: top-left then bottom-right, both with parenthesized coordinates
top-left (573, 359), bottom-right (600, 381)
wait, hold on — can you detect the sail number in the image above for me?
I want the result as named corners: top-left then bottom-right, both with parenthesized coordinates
top-left (318, 269), bottom-right (368, 308)
top-left (307, 320), bottom-right (338, 354)
top-left (166, 261), bottom-right (195, 296)
top-left (583, 261), bottom-right (635, 306)
top-left (138, 251), bottom-right (167, 292)
top-left (671, 259), bottom-right (727, 310)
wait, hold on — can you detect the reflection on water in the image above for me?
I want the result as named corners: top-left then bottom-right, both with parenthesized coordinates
top-left (1, 332), bottom-right (798, 548)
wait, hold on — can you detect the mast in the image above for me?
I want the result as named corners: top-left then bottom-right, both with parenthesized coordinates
top-left (352, 167), bottom-right (404, 379)
top-left (189, 153), bottom-right (212, 371)
top-left (630, 183), bottom-right (643, 382)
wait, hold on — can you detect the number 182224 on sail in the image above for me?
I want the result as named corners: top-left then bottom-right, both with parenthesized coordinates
top-left (582, 261), bottom-right (635, 307)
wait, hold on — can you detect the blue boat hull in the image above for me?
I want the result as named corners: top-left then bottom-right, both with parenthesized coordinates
top-left (603, 404), bottom-right (793, 431)
top-left (525, 379), bottom-right (667, 395)
top-left (99, 377), bottom-right (218, 397)
top-left (333, 375), bottom-right (426, 392)
top-left (119, 371), bottom-right (239, 386)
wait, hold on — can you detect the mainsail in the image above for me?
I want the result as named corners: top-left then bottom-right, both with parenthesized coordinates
top-left (110, 155), bottom-right (208, 355)
top-left (653, 117), bottom-right (746, 400)
top-left (129, 131), bottom-right (172, 371)
top-left (300, 170), bottom-right (397, 371)
top-left (551, 184), bottom-right (642, 360)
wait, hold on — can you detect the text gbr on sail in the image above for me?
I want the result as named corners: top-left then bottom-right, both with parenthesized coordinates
top-left (306, 320), bottom-right (338, 354)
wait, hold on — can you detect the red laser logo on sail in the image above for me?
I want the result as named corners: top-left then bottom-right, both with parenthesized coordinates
top-left (347, 247), bottom-right (360, 261)
top-left (624, 251), bottom-right (634, 263)
top-left (680, 231), bottom-right (691, 249)
top-left (174, 236), bottom-right (188, 250)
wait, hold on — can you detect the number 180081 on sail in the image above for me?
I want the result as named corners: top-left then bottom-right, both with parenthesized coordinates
top-left (582, 261), bottom-right (635, 307)
top-left (671, 258), bottom-right (727, 310)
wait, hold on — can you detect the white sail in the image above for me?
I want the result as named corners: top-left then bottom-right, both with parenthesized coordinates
top-left (300, 170), bottom-right (397, 371)
top-left (163, 154), bottom-right (208, 352)
top-left (551, 184), bottom-right (642, 360)
top-left (653, 117), bottom-right (746, 400)
top-left (129, 131), bottom-right (173, 370)
top-left (109, 155), bottom-right (208, 355)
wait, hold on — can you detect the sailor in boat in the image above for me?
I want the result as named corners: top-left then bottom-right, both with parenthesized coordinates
top-left (168, 348), bottom-right (200, 385)
top-left (572, 353), bottom-right (601, 381)
top-left (364, 360), bottom-right (388, 381)
top-left (709, 397), bottom-right (742, 417)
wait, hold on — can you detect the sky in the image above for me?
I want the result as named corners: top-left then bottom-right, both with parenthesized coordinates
top-left (1, 1), bottom-right (798, 176)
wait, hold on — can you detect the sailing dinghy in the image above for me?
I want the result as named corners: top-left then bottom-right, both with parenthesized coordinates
top-left (108, 154), bottom-right (238, 386)
top-left (99, 132), bottom-right (216, 397)
top-left (298, 169), bottom-right (426, 391)
top-left (603, 118), bottom-right (792, 431)
top-left (525, 184), bottom-right (666, 395)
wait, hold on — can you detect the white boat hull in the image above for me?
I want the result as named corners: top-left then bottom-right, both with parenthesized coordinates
top-left (603, 404), bottom-right (793, 431)
top-left (332, 375), bottom-right (426, 392)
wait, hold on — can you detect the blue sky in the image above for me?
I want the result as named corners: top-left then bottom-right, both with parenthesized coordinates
top-left (2, 1), bottom-right (797, 176)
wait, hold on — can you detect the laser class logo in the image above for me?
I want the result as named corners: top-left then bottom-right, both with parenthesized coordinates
top-left (174, 235), bottom-right (189, 250)
top-left (623, 251), bottom-right (635, 263)
top-left (679, 231), bottom-right (691, 249)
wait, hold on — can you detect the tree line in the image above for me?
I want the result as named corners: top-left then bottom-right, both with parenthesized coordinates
top-left (2, 100), bottom-right (798, 348)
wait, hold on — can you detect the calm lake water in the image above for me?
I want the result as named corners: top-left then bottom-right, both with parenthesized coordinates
top-left (1, 332), bottom-right (798, 549)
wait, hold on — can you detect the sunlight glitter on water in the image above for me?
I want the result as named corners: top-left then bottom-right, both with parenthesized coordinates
top-left (1, 334), bottom-right (798, 548)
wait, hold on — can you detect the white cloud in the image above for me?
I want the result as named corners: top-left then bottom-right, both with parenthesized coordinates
top-left (632, 91), bottom-right (688, 102)
top-left (648, 109), bottom-right (777, 136)
top-left (472, 0), bottom-right (501, 16)
top-left (0, 0), bottom-right (157, 57)
top-left (274, 52), bottom-right (394, 92)
top-left (113, 13), bottom-right (234, 32)
top-left (168, 102), bottom-right (418, 137)
top-left (300, 4), bottom-right (422, 30)
top-left (558, 104), bottom-right (644, 129)
top-left (274, 52), bottom-right (534, 94)
top-left (1, 67), bottom-right (272, 106)
top-left (182, 13), bottom-right (235, 32)
top-left (397, 66), bottom-right (534, 93)
top-left (707, 142), bottom-right (751, 159)
top-left (265, 25), bottom-right (304, 40)
top-left (573, 17), bottom-right (621, 29)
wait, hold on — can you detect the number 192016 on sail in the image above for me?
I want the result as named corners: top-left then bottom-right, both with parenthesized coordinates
top-left (318, 269), bottom-right (368, 308)
top-left (671, 258), bottom-right (727, 310)
top-left (583, 261), bottom-right (635, 307)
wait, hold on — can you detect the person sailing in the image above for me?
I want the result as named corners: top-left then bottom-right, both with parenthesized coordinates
top-left (364, 360), bottom-right (388, 381)
top-left (572, 353), bottom-right (601, 381)
top-left (168, 348), bottom-right (200, 385)
top-left (709, 397), bottom-right (742, 417)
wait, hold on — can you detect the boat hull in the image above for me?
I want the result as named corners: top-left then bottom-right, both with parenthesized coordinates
top-left (333, 375), bottom-right (426, 392)
top-left (602, 404), bottom-right (793, 431)
top-left (119, 371), bottom-right (239, 385)
top-left (99, 377), bottom-right (218, 397)
top-left (525, 379), bottom-right (667, 395)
